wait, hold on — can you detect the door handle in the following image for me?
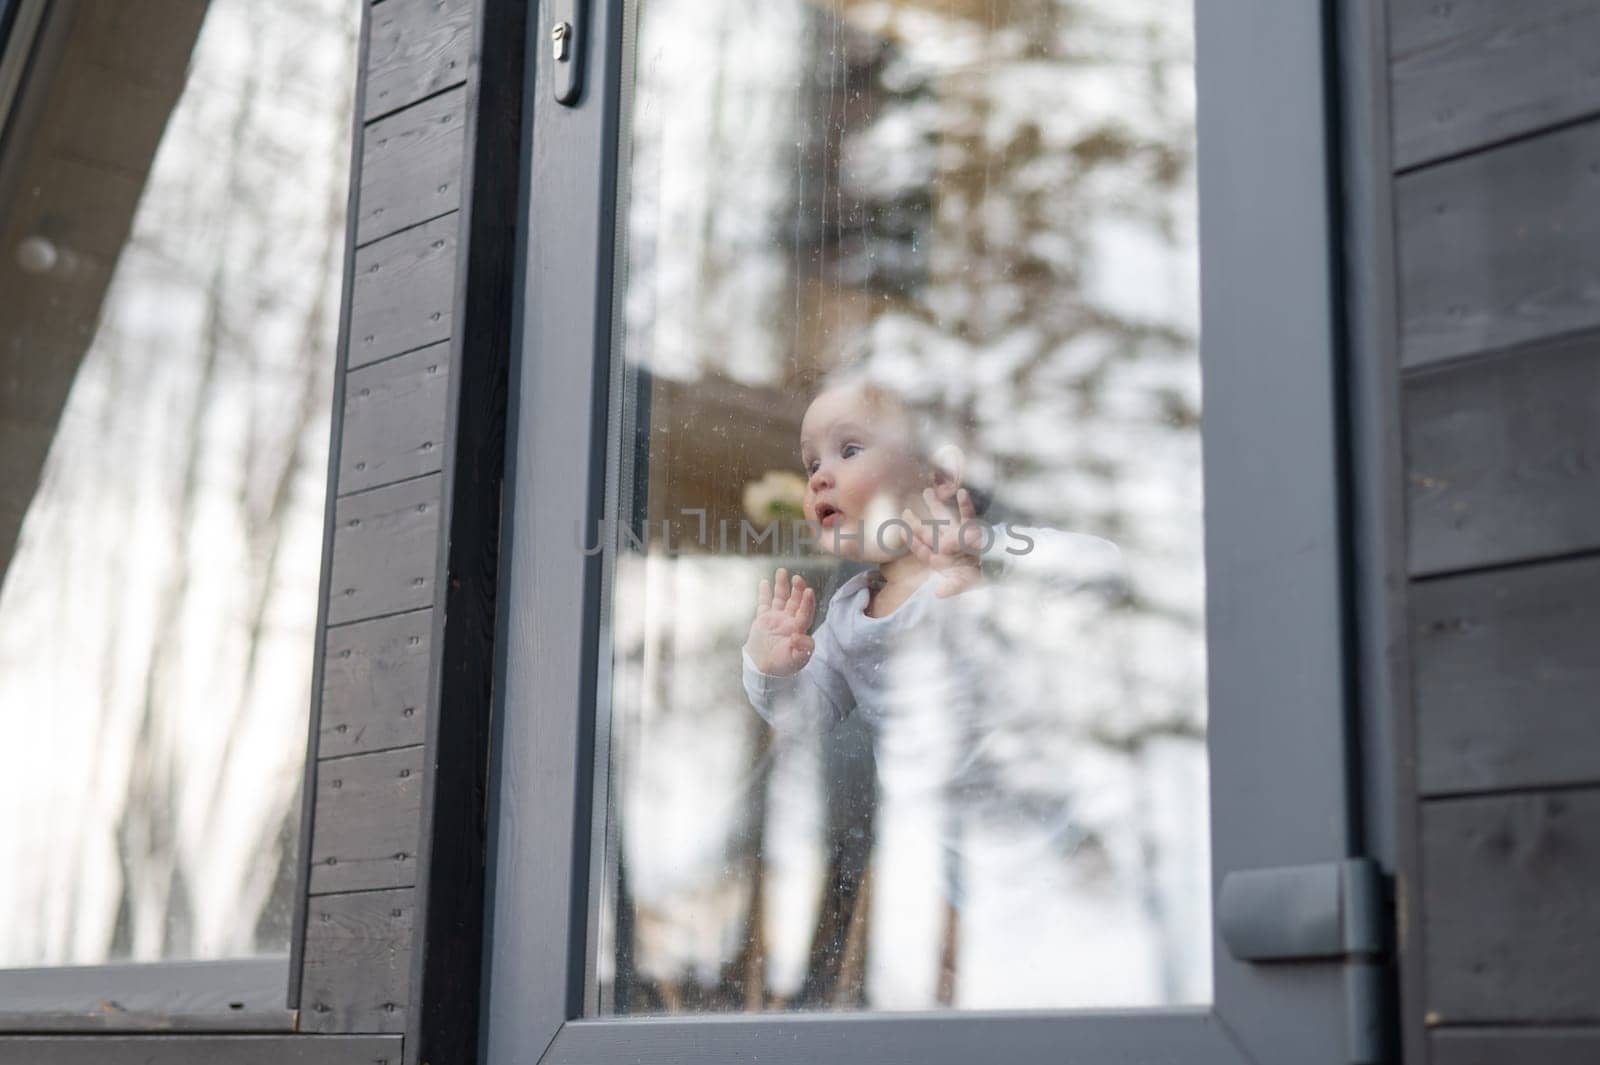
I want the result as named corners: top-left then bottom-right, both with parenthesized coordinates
top-left (550, 0), bottom-right (586, 106)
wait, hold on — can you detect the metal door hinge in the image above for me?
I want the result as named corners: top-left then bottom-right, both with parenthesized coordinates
top-left (1220, 858), bottom-right (1392, 1064)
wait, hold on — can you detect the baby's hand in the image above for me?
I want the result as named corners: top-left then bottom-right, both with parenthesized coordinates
top-left (744, 568), bottom-right (817, 676)
top-left (904, 487), bottom-right (986, 598)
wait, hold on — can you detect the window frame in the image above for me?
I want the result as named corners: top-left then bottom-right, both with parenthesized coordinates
top-left (0, 959), bottom-right (294, 1033)
top-left (480, 0), bottom-right (1367, 1061)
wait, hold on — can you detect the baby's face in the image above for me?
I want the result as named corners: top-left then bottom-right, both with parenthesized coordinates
top-left (799, 385), bottom-right (930, 561)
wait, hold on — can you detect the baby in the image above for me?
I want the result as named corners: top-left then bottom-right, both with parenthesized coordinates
top-left (743, 376), bottom-right (986, 678)
top-left (739, 370), bottom-right (1124, 1007)
top-left (742, 373), bottom-right (1110, 717)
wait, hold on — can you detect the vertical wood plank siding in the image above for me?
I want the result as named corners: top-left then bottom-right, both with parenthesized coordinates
top-left (319, 611), bottom-right (434, 759)
top-left (292, 0), bottom-right (485, 1052)
top-left (364, 0), bottom-right (472, 121)
top-left (309, 746), bottom-right (426, 895)
top-left (327, 475), bottom-right (442, 626)
top-left (301, 891), bottom-right (417, 1034)
top-left (402, 1), bottom-right (524, 1062)
top-left (339, 343), bottom-right (451, 496)
top-left (348, 218), bottom-right (458, 371)
top-left (1382, 2), bottom-right (1600, 1060)
top-left (357, 89), bottom-right (466, 246)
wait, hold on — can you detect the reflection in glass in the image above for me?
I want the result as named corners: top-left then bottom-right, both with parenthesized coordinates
top-left (596, 0), bottom-right (1207, 1012)
top-left (0, 0), bottom-right (355, 965)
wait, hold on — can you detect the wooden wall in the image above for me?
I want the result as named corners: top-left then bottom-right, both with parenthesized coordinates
top-left (1383, 1), bottom-right (1600, 1061)
top-left (0, 0), bottom-right (517, 1060)
top-left (294, 0), bottom-right (521, 1063)
top-left (294, 0), bottom-right (469, 1033)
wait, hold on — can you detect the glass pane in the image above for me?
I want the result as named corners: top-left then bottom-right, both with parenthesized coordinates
top-left (0, 0), bottom-right (356, 966)
top-left (595, 0), bottom-right (1207, 1013)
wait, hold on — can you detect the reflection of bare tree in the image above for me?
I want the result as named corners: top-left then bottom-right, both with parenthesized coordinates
top-left (609, 0), bottom-right (1208, 1012)
top-left (113, 30), bottom-right (264, 953)
top-left (614, 703), bottom-right (877, 1014)
top-left (0, 0), bottom-right (355, 965)
top-left (123, 28), bottom-right (260, 933)
top-left (725, 727), bottom-right (772, 1012)
top-left (793, 716), bottom-right (875, 1008)
top-left (224, 50), bottom-right (351, 951)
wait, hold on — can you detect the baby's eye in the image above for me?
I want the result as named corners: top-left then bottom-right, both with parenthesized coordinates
top-left (805, 459), bottom-right (820, 475)
top-left (841, 443), bottom-right (863, 459)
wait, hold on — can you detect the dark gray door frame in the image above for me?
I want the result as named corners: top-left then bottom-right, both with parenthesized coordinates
top-left (480, 0), bottom-right (1375, 1062)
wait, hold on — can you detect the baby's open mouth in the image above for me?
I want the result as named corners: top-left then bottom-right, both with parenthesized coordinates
top-left (815, 503), bottom-right (842, 528)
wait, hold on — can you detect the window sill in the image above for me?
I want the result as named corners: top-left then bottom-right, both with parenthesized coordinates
top-left (0, 957), bottom-right (295, 1034)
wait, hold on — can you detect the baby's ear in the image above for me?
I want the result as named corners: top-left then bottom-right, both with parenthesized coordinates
top-left (930, 444), bottom-right (965, 502)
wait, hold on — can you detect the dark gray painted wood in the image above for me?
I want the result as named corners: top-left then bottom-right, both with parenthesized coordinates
top-left (320, 610), bottom-right (432, 759)
top-left (309, 746), bottom-right (424, 895)
top-left (1397, 119), bottom-right (1600, 369)
top-left (357, 88), bottom-right (465, 247)
top-left (348, 215), bottom-right (457, 372)
top-left (1421, 789), bottom-right (1600, 1024)
top-left (364, 0), bottom-right (471, 122)
top-left (1412, 554), bottom-right (1600, 795)
top-left (327, 474), bottom-right (441, 626)
top-left (1389, 0), bottom-right (1600, 170)
top-left (1386, 0), bottom-right (1600, 1056)
top-left (293, 0), bottom-right (468, 1037)
top-left (339, 342), bottom-right (450, 496)
top-left (0, 1035), bottom-right (401, 1065)
top-left (1404, 330), bottom-right (1600, 576)
top-left (403, 0), bottom-right (522, 1061)
top-left (289, 0), bottom-right (372, 1010)
top-left (292, 0), bottom-right (373, 1010)
top-left (1432, 1028), bottom-right (1600, 1065)
top-left (301, 890), bottom-right (414, 1035)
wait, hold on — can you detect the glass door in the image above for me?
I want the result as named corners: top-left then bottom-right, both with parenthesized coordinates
top-left (594, 0), bottom-right (1207, 1016)
top-left (482, 0), bottom-right (1375, 1061)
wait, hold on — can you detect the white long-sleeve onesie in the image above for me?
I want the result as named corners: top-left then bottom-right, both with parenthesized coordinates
top-left (741, 527), bottom-right (1124, 734)
top-left (740, 527), bottom-right (1125, 1008)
